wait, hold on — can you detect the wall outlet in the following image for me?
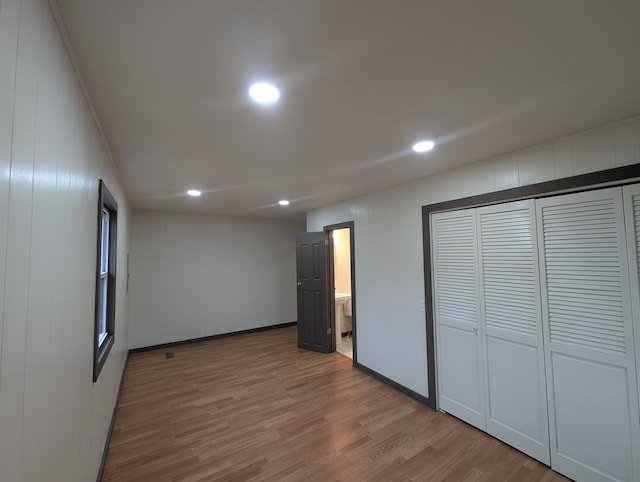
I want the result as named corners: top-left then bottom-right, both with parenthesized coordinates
top-left (418, 299), bottom-right (425, 312)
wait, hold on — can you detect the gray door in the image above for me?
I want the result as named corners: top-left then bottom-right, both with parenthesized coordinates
top-left (296, 232), bottom-right (331, 352)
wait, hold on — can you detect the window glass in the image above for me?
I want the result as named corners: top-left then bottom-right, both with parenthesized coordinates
top-left (98, 276), bottom-right (108, 346)
top-left (101, 208), bottom-right (109, 274)
top-left (94, 180), bottom-right (117, 382)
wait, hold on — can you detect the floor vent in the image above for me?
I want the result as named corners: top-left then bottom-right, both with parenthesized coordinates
top-left (165, 352), bottom-right (175, 359)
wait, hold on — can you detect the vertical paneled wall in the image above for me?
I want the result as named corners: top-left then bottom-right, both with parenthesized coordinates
top-left (128, 211), bottom-right (304, 349)
top-left (307, 116), bottom-right (640, 398)
top-left (0, 1), bottom-right (130, 481)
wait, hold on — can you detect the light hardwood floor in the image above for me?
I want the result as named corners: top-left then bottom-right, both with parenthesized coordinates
top-left (102, 326), bottom-right (570, 481)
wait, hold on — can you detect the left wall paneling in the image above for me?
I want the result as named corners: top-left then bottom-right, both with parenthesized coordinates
top-left (0, 1), bottom-right (130, 480)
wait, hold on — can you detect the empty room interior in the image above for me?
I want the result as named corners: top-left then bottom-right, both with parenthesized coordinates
top-left (3, 1), bottom-right (640, 481)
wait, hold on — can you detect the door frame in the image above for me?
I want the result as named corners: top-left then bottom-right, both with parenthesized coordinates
top-left (422, 164), bottom-right (640, 411)
top-left (324, 221), bottom-right (357, 363)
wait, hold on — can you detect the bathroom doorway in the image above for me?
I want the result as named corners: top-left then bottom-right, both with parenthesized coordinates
top-left (325, 222), bottom-right (356, 361)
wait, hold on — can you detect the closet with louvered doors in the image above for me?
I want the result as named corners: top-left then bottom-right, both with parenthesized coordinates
top-left (431, 208), bottom-right (485, 431)
top-left (537, 187), bottom-right (640, 482)
top-left (476, 200), bottom-right (549, 465)
top-left (431, 186), bottom-right (640, 482)
top-left (432, 201), bottom-right (549, 463)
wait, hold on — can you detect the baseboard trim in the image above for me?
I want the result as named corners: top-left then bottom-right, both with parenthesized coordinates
top-left (96, 351), bottom-right (129, 482)
top-left (354, 361), bottom-right (431, 409)
top-left (129, 322), bottom-right (298, 354)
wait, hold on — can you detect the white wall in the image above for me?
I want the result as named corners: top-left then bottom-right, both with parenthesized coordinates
top-left (129, 211), bottom-right (304, 349)
top-left (308, 116), bottom-right (640, 398)
top-left (0, 1), bottom-right (130, 481)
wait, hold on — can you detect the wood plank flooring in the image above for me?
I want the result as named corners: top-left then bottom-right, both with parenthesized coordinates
top-left (102, 326), bottom-right (570, 481)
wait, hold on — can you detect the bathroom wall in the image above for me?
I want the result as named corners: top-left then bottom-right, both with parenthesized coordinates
top-left (308, 116), bottom-right (640, 397)
top-left (333, 228), bottom-right (351, 294)
top-left (0, 1), bottom-right (130, 480)
top-left (128, 211), bottom-right (305, 349)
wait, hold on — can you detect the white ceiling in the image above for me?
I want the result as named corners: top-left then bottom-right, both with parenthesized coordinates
top-left (53, 0), bottom-right (640, 220)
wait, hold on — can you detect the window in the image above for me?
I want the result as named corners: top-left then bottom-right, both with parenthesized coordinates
top-left (94, 180), bottom-right (117, 382)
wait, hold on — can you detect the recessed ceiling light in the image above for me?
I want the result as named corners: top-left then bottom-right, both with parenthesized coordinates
top-left (249, 82), bottom-right (280, 105)
top-left (187, 189), bottom-right (201, 197)
top-left (278, 199), bottom-right (290, 206)
top-left (412, 140), bottom-right (435, 153)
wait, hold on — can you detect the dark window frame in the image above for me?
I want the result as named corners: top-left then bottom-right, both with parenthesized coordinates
top-left (93, 180), bottom-right (117, 382)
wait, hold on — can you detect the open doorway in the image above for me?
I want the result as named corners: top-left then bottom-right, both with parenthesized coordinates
top-left (326, 222), bottom-right (356, 361)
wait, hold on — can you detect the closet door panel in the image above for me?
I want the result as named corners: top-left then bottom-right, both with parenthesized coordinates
top-left (623, 185), bottom-right (640, 406)
top-left (485, 336), bottom-right (544, 441)
top-left (537, 187), bottom-right (639, 482)
top-left (623, 184), bottom-right (640, 478)
top-left (431, 209), bottom-right (485, 430)
top-left (551, 352), bottom-right (631, 482)
top-left (478, 200), bottom-right (549, 464)
top-left (438, 325), bottom-right (483, 419)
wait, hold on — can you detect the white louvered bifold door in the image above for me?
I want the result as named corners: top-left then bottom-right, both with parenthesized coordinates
top-left (622, 184), bottom-right (640, 479)
top-left (431, 209), bottom-right (485, 430)
top-left (477, 200), bottom-right (550, 464)
top-left (537, 187), bottom-right (640, 482)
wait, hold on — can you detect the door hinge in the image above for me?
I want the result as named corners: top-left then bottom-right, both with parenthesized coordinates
top-left (325, 239), bottom-right (329, 246)
top-left (327, 327), bottom-right (332, 334)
